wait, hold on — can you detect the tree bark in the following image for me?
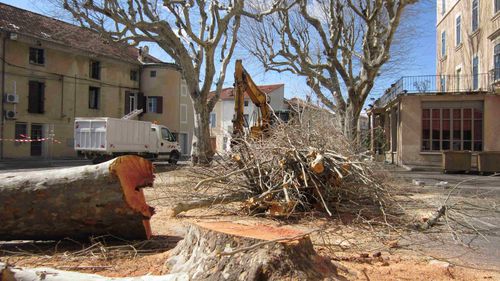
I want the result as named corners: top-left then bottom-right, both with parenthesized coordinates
top-left (164, 222), bottom-right (340, 280)
top-left (0, 263), bottom-right (187, 281)
top-left (191, 101), bottom-right (214, 165)
top-left (0, 156), bottom-right (155, 241)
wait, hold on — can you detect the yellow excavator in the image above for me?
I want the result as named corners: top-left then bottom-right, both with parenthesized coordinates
top-left (232, 60), bottom-right (272, 142)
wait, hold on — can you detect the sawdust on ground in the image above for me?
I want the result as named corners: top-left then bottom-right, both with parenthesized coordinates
top-left (1, 166), bottom-right (499, 281)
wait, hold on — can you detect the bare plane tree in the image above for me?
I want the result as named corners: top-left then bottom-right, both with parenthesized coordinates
top-left (242, 0), bottom-right (417, 140)
top-left (61, 0), bottom-right (283, 164)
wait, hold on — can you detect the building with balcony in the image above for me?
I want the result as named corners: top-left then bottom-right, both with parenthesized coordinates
top-left (368, 0), bottom-right (500, 168)
top-left (0, 3), bottom-right (194, 159)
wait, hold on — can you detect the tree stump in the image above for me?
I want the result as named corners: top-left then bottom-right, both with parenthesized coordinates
top-left (0, 156), bottom-right (155, 241)
top-left (165, 222), bottom-right (340, 280)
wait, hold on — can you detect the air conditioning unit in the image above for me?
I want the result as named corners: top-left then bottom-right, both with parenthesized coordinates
top-left (5, 110), bottom-right (17, 120)
top-left (4, 93), bottom-right (19, 104)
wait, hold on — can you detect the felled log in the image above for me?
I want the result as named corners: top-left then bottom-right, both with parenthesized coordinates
top-left (164, 222), bottom-right (340, 280)
top-left (0, 156), bottom-right (155, 241)
top-left (0, 263), bottom-right (187, 281)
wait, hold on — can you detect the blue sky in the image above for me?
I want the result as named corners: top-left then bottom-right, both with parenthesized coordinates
top-left (1, 0), bottom-right (436, 109)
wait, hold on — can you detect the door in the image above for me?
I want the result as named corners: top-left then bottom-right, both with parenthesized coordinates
top-left (31, 124), bottom-right (43, 156)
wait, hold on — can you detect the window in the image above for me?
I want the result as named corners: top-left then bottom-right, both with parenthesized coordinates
top-left (455, 15), bottom-right (461, 46)
top-left (472, 55), bottom-right (479, 89)
top-left (28, 81), bottom-right (44, 113)
top-left (496, 0), bottom-right (500, 13)
top-left (130, 70), bottom-right (138, 81)
top-left (14, 123), bottom-right (27, 145)
top-left (147, 96), bottom-right (163, 113)
top-left (180, 104), bottom-right (187, 123)
top-left (441, 0), bottom-right (446, 15)
top-left (90, 60), bottom-right (101, 80)
top-left (89, 87), bottom-right (100, 109)
top-left (210, 112), bottom-right (216, 128)
top-left (181, 80), bottom-right (188, 96)
top-left (150, 70), bottom-right (157, 78)
top-left (161, 128), bottom-right (175, 142)
top-left (422, 106), bottom-right (482, 152)
top-left (472, 0), bottom-right (479, 32)
top-left (29, 47), bottom-right (44, 65)
top-left (244, 100), bottom-right (249, 107)
top-left (440, 75), bottom-right (446, 91)
top-left (455, 68), bottom-right (461, 90)
top-left (494, 44), bottom-right (500, 81)
top-left (441, 31), bottom-right (446, 57)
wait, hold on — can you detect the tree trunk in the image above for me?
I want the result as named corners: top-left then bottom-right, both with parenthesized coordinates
top-left (164, 222), bottom-right (340, 280)
top-left (0, 263), bottom-right (187, 281)
top-left (342, 104), bottom-right (362, 145)
top-left (0, 156), bottom-right (155, 241)
top-left (191, 101), bottom-right (214, 165)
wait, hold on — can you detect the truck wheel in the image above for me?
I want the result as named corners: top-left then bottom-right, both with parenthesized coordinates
top-left (168, 151), bottom-right (180, 165)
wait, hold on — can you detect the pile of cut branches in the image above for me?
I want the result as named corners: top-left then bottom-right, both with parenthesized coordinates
top-left (168, 115), bottom-right (391, 221)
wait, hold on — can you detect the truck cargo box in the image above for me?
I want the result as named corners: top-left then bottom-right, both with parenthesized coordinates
top-left (74, 118), bottom-right (158, 154)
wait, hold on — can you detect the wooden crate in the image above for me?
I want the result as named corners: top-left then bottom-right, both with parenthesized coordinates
top-left (477, 152), bottom-right (500, 173)
top-left (442, 151), bottom-right (471, 173)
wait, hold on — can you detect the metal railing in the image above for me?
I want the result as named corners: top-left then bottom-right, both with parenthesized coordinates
top-left (375, 72), bottom-right (495, 108)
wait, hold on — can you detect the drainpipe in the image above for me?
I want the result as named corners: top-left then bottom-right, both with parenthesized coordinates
top-left (60, 75), bottom-right (64, 118)
top-left (1, 33), bottom-right (7, 160)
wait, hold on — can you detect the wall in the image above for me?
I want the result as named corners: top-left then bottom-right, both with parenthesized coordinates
top-left (398, 94), bottom-right (500, 167)
top-left (140, 65), bottom-right (194, 155)
top-left (437, 0), bottom-right (500, 80)
top-left (1, 33), bottom-right (139, 159)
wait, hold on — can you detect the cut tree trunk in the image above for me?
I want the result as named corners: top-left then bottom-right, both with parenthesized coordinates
top-left (164, 222), bottom-right (340, 280)
top-left (0, 262), bottom-right (187, 281)
top-left (0, 155), bottom-right (155, 241)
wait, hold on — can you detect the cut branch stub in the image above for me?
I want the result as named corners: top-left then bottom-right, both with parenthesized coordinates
top-left (164, 222), bottom-right (340, 280)
top-left (0, 155), bottom-right (155, 241)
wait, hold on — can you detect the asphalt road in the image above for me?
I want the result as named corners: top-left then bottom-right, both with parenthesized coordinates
top-left (392, 169), bottom-right (500, 270)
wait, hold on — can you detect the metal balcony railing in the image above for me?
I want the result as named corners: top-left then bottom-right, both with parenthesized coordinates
top-left (375, 72), bottom-right (494, 108)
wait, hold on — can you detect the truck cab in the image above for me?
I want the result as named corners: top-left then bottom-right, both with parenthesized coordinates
top-left (152, 124), bottom-right (181, 163)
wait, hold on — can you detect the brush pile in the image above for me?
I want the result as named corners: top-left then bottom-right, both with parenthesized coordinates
top-left (170, 114), bottom-right (390, 220)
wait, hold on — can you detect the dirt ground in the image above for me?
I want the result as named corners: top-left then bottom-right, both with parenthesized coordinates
top-left (1, 164), bottom-right (499, 280)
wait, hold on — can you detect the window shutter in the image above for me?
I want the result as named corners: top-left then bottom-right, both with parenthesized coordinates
top-left (124, 92), bottom-right (130, 114)
top-left (39, 83), bottom-right (45, 113)
top-left (28, 81), bottom-right (38, 113)
top-left (157, 96), bottom-right (163, 113)
top-left (39, 49), bottom-right (45, 65)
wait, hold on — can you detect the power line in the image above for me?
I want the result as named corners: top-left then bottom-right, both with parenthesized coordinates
top-left (0, 56), bottom-right (139, 90)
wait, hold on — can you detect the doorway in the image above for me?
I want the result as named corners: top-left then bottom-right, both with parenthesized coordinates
top-left (30, 124), bottom-right (43, 156)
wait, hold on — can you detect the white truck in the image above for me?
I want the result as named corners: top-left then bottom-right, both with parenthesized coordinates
top-left (74, 117), bottom-right (181, 164)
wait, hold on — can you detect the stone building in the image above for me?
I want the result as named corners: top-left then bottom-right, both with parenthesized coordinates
top-left (368, 0), bottom-right (500, 168)
top-left (0, 3), bottom-right (194, 159)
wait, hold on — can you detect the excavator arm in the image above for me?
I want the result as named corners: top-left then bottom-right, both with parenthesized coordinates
top-left (232, 60), bottom-right (271, 141)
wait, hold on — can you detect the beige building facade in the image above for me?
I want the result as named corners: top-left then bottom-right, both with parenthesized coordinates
top-left (0, 3), bottom-right (194, 159)
top-left (140, 65), bottom-right (194, 155)
top-left (368, 0), bottom-right (500, 168)
top-left (437, 0), bottom-right (500, 88)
